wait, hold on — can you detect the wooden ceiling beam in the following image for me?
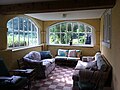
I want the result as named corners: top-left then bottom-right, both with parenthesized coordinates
top-left (0, 0), bottom-right (116, 15)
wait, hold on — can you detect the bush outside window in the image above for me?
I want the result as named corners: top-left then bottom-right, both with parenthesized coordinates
top-left (7, 17), bottom-right (39, 48)
top-left (49, 21), bottom-right (94, 46)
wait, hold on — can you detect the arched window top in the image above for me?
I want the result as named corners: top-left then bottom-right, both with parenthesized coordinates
top-left (48, 21), bottom-right (95, 46)
top-left (7, 16), bottom-right (39, 49)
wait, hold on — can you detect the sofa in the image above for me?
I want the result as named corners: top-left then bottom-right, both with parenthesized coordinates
top-left (72, 52), bottom-right (112, 90)
top-left (23, 51), bottom-right (55, 79)
top-left (55, 49), bottom-right (82, 67)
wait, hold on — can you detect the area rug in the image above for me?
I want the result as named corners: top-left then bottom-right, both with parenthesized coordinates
top-left (31, 65), bottom-right (75, 90)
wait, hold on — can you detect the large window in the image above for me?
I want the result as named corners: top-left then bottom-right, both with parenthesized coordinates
top-left (7, 16), bottom-right (39, 48)
top-left (102, 9), bottom-right (111, 48)
top-left (48, 21), bottom-right (94, 46)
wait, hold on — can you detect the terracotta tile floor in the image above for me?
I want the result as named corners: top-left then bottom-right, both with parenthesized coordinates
top-left (31, 65), bottom-right (75, 90)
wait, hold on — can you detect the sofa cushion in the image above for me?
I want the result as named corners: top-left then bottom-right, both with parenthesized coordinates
top-left (55, 56), bottom-right (67, 60)
top-left (97, 56), bottom-right (108, 71)
top-left (58, 49), bottom-right (68, 57)
top-left (40, 51), bottom-right (52, 60)
top-left (75, 61), bottom-right (88, 70)
top-left (68, 50), bottom-right (76, 57)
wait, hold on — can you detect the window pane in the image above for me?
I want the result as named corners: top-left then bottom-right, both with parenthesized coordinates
top-left (79, 24), bottom-right (85, 32)
top-left (78, 33), bottom-right (85, 44)
top-left (73, 23), bottom-right (78, 32)
top-left (7, 20), bottom-right (13, 29)
top-left (54, 24), bottom-right (60, 32)
top-left (49, 33), bottom-right (55, 44)
top-left (7, 32), bottom-right (13, 47)
top-left (28, 20), bottom-right (31, 31)
top-left (13, 17), bottom-right (18, 30)
top-left (85, 33), bottom-right (91, 44)
top-left (61, 22), bottom-right (66, 32)
top-left (24, 18), bottom-right (28, 31)
top-left (67, 33), bottom-right (71, 44)
top-left (68, 23), bottom-right (72, 32)
top-left (29, 32), bottom-right (33, 45)
top-left (49, 33), bottom-right (60, 44)
top-left (25, 32), bottom-right (28, 46)
top-left (32, 24), bottom-right (35, 32)
top-left (72, 33), bottom-right (78, 44)
top-left (86, 26), bottom-right (92, 32)
top-left (14, 32), bottom-right (19, 47)
top-left (19, 17), bottom-right (23, 30)
top-left (32, 33), bottom-right (37, 45)
top-left (20, 32), bottom-right (25, 46)
top-left (61, 33), bottom-right (67, 44)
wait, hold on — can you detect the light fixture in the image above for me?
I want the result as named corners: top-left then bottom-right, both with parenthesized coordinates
top-left (62, 13), bottom-right (67, 18)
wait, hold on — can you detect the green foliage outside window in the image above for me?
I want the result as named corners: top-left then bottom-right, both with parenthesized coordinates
top-left (49, 22), bottom-right (93, 45)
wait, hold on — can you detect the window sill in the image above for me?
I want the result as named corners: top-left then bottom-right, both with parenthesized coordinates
top-left (47, 44), bottom-right (94, 47)
top-left (7, 45), bottom-right (43, 52)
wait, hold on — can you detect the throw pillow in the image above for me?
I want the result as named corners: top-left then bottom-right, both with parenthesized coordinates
top-left (76, 50), bottom-right (82, 59)
top-left (97, 56), bottom-right (108, 71)
top-left (58, 49), bottom-right (68, 57)
top-left (25, 51), bottom-right (41, 60)
top-left (40, 51), bottom-right (52, 60)
top-left (68, 49), bottom-right (76, 57)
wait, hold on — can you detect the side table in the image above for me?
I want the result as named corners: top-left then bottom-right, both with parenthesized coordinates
top-left (12, 69), bottom-right (36, 89)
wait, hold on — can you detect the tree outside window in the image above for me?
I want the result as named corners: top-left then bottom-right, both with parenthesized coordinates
top-left (49, 21), bottom-right (94, 46)
top-left (7, 16), bottom-right (39, 48)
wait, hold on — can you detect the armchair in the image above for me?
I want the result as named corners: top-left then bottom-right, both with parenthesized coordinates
top-left (0, 58), bottom-right (28, 90)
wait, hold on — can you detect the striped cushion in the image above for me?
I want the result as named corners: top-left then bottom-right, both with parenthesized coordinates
top-left (68, 50), bottom-right (76, 57)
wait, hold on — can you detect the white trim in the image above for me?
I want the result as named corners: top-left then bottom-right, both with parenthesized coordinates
top-left (47, 44), bottom-right (94, 47)
top-left (11, 45), bottom-right (42, 52)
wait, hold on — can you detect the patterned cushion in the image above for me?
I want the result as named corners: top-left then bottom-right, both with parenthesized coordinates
top-left (58, 49), bottom-right (68, 57)
top-left (24, 51), bottom-right (41, 60)
top-left (68, 50), bottom-right (76, 57)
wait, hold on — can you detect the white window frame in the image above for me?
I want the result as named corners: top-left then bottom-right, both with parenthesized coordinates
top-left (47, 21), bottom-right (95, 47)
top-left (7, 16), bottom-right (39, 49)
top-left (102, 9), bottom-right (111, 48)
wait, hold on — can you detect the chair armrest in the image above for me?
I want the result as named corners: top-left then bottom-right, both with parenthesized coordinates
top-left (79, 69), bottom-right (101, 82)
top-left (0, 76), bottom-right (13, 81)
top-left (10, 69), bottom-right (27, 73)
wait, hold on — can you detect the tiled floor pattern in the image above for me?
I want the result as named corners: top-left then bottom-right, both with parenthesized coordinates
top-left (31, 65), bottom-right (74, 90)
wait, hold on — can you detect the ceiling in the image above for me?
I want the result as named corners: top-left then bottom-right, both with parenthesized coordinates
top-left (0, 0), bottom-right (116, 21)
top-left (0, 0), bottom-right (56, 5)
top-left (26, 9), bottom-right (105, 21)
